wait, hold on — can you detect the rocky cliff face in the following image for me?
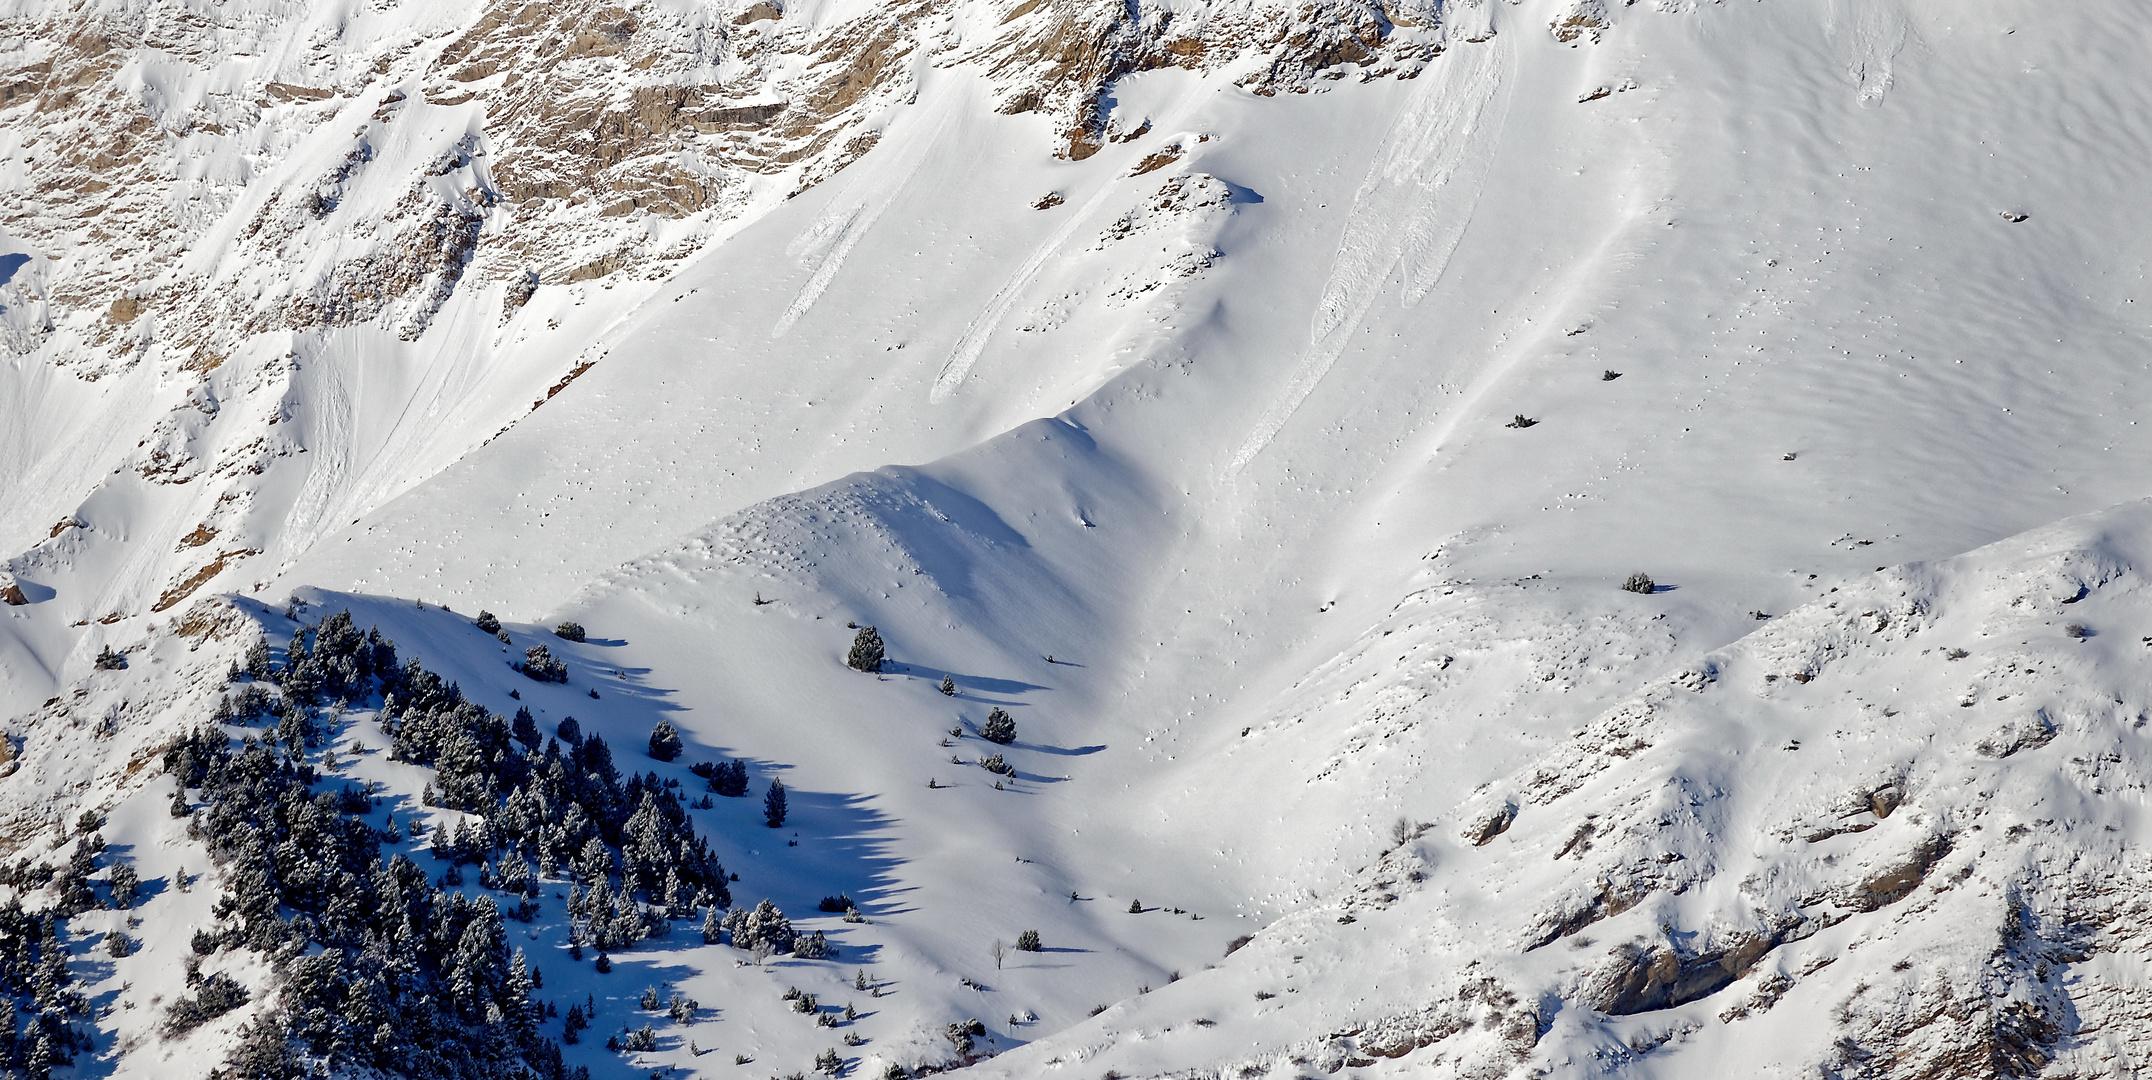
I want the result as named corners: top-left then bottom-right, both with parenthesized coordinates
top-left (0, 0), bottom-right (1444, 633)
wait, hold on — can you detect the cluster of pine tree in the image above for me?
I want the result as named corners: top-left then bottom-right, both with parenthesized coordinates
top-left (170, 610), bottom-right (749, 1079)
top-left (0, 901), bottom-right (95, 1080)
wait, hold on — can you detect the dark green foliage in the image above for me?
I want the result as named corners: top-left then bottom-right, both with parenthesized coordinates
top-left (720, 899), bottom-right (794, 954)
top-left (708, 760), bottom-right (749, 798)
top-left (593, 953), bottom-right (611, 974)
top-left (979, 754), bottom-right (1011, 776)
top-left (160, 615), bottom-right (737, 1080)
top-left (164, 972), bottom-right (249, 1036)
top-left (511, 707), bottom-right (540, 751)
top-left (1016, 930), bottom-right (1041, 951)
top-left (817, 895), bottom-right (853, 913)
top-left (621, 1024), bottom-right (656, 1051)
top-left (553, 622), bottom-right (585, 643)
top-left (243, 636), bottom-right (274, 681)
top-left (845, 627), bottom-right (884, 673)
top-left (939, 675), bottom-right (955, 696)
top-left (979, 708), bottom-right (1016, 745)
top-left (555, 716), bottom-right (581, 744)
top-left (272, 611), bottom-right (399, 705)
top-left (1621, 572), bottom-right (1655, 595)
top-left (102, 932), bottom-right (132, 958)
top-left (647, 722), bottom-right (683, 762)
top-left (106, 861), bottom-right (138, 909)
top-left (763, 778), bottom-right (787, 828)
top-left (793, 930), bottom-right (833, 960)
top-left (944, 1020), bottom-right (978, 1055)
top-left (93, 646), bottom-right (126, 671)
top-left (518, 645), bottom-right (568, 683)
top-left (815, 1048), bottom-right (843, 1075)
top-left (1129, 898), bottom-right (1143, 913)
top-left (475, 611), bottom-right (501, 635)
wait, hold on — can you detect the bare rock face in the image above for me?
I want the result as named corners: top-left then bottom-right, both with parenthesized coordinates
top-left (0, 0), bottom-right (1447, 624)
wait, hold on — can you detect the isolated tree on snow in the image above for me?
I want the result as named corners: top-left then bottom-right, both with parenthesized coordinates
top-left (475, 610), bottom-right (501, 634)
top-left (764, 778), bottom-right (787, 828)
top-left (846, 627), bottom-right (885, 673)
top-left (648, 721), bottom-right (683, 762)
top-left (554, 621), bottom-right (586, 642)
top-left (1015, 929), bottom-right (1042, 952)
top-left (980, 708), bottom-right (1016, 745)
top-left (939, 675), bottom-right (956, 696)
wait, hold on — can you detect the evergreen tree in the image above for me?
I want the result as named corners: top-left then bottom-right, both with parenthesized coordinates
top-left (980, 708), bottom-right (1016, 745)
top-left (553, 622), bottom-right (586, 643)
top-left (845, 627), bottom-right (885, 673)
top-left (1016, 930), bottom-right (1042, 951)
top-left (763, 778), bottom-right (787, 828)
top-left (556, 716), bottom-right (581, 745)
top-left (106, 861), bottom-right (139, 909)
top-left (475, 611), bottom-right (502, 634)
top-left (511, 707), bottom-right (540, 751)
top-left (939, 675), bottom-right (956, 696)
top-left (710, 760), bottom-right (749, 798)
top-left (243, 636), bottom-right (274, 680)
top-left (647, 722), bottom-right (683, 762)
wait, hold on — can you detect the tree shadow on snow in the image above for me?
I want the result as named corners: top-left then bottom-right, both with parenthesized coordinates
top-left (882, 661), bottom-right (1048, 698)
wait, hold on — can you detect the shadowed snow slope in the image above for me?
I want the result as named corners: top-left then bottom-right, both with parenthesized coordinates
top-left (5, 0), bottom-right (2152, 1077)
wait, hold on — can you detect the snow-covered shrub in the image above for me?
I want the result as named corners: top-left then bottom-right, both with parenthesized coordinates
top-left (1621, 572), bottom-right (1656, 594)
top-left (722, 899), bottom-right (797, 953)
top-left (475, 610), bottom-right (501, 634)
top-left (518, 644), bottom-right (568, 682)
top-left (980, 708), bottom-right (1016, 745)
top-left (553, 621), bottom-right (586, 642)
top-left (648, 721), bottom-right (683, 762)
top-left (846, 626), bottom-right (885, 672)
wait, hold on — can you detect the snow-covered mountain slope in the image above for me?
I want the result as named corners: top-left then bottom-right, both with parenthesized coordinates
top-left (5, 0), bottom-right (2152, 1077)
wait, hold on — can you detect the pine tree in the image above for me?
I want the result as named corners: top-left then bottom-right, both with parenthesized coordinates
top-left (476, 611), bottom-right (502, 634)
top-left (647, 721), bottom-right (683, 762)
top-left (505, 949), bottom-right (538, 1043)
top-left (845, 627), bottom-right (885, 673)
top-left (556, 716), bottom-right (581, 744)
top-left (1016, 929), bottom-right (1042, 951)
top-left (980, 707), bottom-right (1016, 745)
top-left (711, 759), bottom-right (749, 798)
top-left (107, 861), bottom-right (138, 909)
top-left (763, 778), bottom-right (787, 828)
top-left (702, 905), bottom-right (722, 944)
top-left (939, 675), bottom-right (956, 696)
top-left (512, 706), bottom-right (540, 751)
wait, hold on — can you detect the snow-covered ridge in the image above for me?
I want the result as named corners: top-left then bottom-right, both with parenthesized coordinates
top-left (6, 0), bottom-right (2152, 1076)
top-left (986, 500), bottom-right (2152, 1078)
